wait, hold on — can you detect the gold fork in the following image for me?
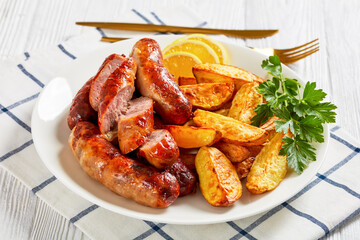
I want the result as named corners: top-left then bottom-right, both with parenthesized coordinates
top-left (101, 37), bottom-right (319, 64)
top-left (251, 39), bottom-right (319, 64)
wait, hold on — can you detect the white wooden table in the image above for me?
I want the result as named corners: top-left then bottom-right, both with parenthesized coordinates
top-left (1, 0), bottom-right (359, 239)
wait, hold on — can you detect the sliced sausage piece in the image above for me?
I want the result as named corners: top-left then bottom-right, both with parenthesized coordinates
top-left (165, 158), bottom-right (197, 197)
top-left (98, 57), bottom-right (137, 141)
top-left (118, 97), bottom-right (154, 154)
top-left (69, 121), bottom-right (180, 208)
top-left (130, 38), bottom-right (192, 124)
top-left (138, 129), bottom-right (179, 169)
top-left (89, 54), bottom-right (127, 111)
top-left (67, 77), bottom-right (97, 129)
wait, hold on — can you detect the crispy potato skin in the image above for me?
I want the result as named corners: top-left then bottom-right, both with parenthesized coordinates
top-left (260, 116), bottom-right (280, 139)
top-left (214, 108), bottom-right (229, 116)
top-left (193, 109), bottom-right (268, 146)
top-left (180, 82), bottom-right (234, 111)
top-left (228, 82), bottom-right (263, 124)
top-left (195, 146), bottom-right (242, 206)
top-left (213, 141), bottom-right (250, 163)
top-left (246, 132), bottom-right (289, 194)
top-left (163, 125), bottom-right (221, 148)
top-left (178, 76), bottom-right (197, 86)
top-left (193, 63), bottom-right (261, 91)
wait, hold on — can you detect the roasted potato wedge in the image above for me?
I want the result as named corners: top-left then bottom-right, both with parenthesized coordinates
top-left (260, 116), bottom-right (280, 139)
top-left (178, 76), bottom-right (197, 85)
top-left (228, 82), bottom-right (263, 124)
top-left (213, 141), bottom-right (250, 163)
top-left (182, 119), bottom-right (196, 127)
top-left (193, 63), bottom-right (261, 91)
top-left (246, 132), bottom-right (290, 194)
top-left (163, 125), bottom-right (222, 148)
top-left (180, 82), bottom-right (234, 111)
top-left (195, 146), bottom-right (242, 206)
top-left (193, 109), bottom-right (269, 146)
top-left (213, 108), bottom-right (229, 116)
top-left (233, 157), bottom-right (255, 180)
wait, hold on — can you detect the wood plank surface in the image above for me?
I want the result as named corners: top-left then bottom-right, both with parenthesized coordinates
top-left (0, 0), bottom-right (359, 239)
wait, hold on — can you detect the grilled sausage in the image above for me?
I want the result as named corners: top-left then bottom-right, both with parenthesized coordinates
top-left (165, 158), bottom-right (197, 197)
top-left (138, 129), bottom-right (179, 169)
top-left (69, 121), bottom-right (180, 208)
top-left (118, 97), bottom-right (154, 154)
top-left (98, 57), bottom-right (137, 141)
top-left (67, 77), bottom-right (97, 130)
top-left (130, 38), bottom-right (192, 124)
top-left (89, 54), bottom-right (127, 111)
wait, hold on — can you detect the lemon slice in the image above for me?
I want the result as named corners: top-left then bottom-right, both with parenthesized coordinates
top-left (163, 51), bottom-right (202, 84)
top-left (163, 40), bottom-right (220, 64)
top-left (173, 34), bottom-right (229, 64)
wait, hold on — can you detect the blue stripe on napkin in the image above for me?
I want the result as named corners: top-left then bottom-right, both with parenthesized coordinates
top-left (151, 12), bottom-right (165, 25)
top-left (317, 173), bottom-right (360, 199)
top-left (70, 204), bottom-right (99, 223)
top-left (0, 104), bottom-right (31, 132)
top-left (1, 92), bottom-right (40, 113)
top-left (227, 221), bottom-right (256, 240)
top-left (58, 44), bottom-right (76, 59)
top-left (134, 222), bottom-right (171, 240)
top-left (283, 203), bottom-right (330, 234)
top-left (17, 64), bottom-right (44, 88)
top-left (0, 139), bottom-right (33, 162)
top-left (132, 9), bottom-right (153, 24)
top-left (32, 176), bottom-right (57, 194)
top-left (24, 52), bottom-right (30, 60)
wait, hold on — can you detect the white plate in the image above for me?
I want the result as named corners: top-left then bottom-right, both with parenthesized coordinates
top-left (31, 35), bottom-right (329, 225)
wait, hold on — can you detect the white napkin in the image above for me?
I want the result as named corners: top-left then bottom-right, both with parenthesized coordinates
top-left (1, 6), bottom-right (359, 240)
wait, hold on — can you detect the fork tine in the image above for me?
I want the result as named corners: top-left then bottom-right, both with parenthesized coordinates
top-left (274, 39), bottom-right (319, 54)
top-left (280, 47), bottom-right (319, 64)
top-left (276, 42), bottom-right (319, 57)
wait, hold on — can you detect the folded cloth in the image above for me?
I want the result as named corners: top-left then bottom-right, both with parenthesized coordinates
top-left (1, 6), bottom-right (359, 240)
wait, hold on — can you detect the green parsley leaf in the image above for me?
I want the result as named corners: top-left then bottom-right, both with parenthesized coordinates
top-left (253, 54), bottom-right (337, 174)
top-left (251, 103), bottom-right (273, 126)
top-left (306, 102), bottom-right (337, 123)
top-left (303, 82), bottom-right (326, 105)
top-left (261, 55), bottom-right (282, 77)
top-left (280, 136), bottom-right (316, 174)
top-left (298, 116), bottom-right (324, 143)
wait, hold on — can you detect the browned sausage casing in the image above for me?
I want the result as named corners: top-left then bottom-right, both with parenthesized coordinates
top-left (138, 129), bottom-right (179, 169)
top-left (89, 54), bottom-right (127, 111)
top-left (98, 57), bottom-right (137, 141)
top-left (69, 121), bottom-right (180, 208)
top-left (165, 158), bottom-right (197, 197)
top-left (67, 77), bottom-right (97, 130)
top-left (130, 38), bottom-right (192, 124)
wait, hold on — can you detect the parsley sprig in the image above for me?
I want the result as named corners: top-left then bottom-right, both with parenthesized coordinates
top-left (251, 55), bottom-right (337, 174)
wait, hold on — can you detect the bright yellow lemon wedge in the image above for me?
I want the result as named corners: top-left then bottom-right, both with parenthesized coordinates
top-left (173, 34), bottom-right (229, 64)
top-left (163, 51), bottom-right (202, 84)
top-left (163, 40), bottom-right (220, 64)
